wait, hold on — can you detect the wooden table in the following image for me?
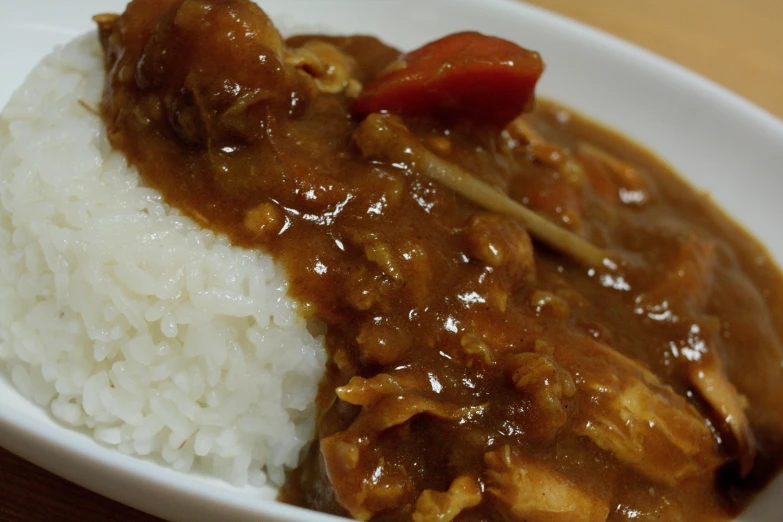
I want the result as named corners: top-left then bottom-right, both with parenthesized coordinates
top-left (2, 1), bottom-right (781, 521)
top-left (526, 0), bottom-right (783, 120)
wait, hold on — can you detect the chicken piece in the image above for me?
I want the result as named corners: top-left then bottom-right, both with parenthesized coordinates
top-left (561, 338), bottom-right (722, 485)
top-left (465, 213), bottom-right (536, 288)
top-left (688, 354), bottom-right (756, 477)
top-left (323, 373), bottom-right (487, 520)
top-left (321, 432), bottom-right (412, 521)
top-left (335, 386), bottom-right (485, 431)
top-left (285, 40), bottom-right (360, 95)
top-left (101, 0), bottom-right (311, 149)
top-left (364, 242), bottom-right (402, 281)
top-left (354, 235), bottom-right (432, 308)
top-left (530, 290), bottom-right (570, 319)
top-left (506, 350), bottom-right (576, 440)
top-left (460, 333), bottom-right (495, 367)
top-left (412, 476), bottom-right (483, 522)
top-left (484, 446), bottom-right (610, 522)
top-left (345, 264), bottom-right (385, 311)
top-left (336, 373), bottom-right (412, 406)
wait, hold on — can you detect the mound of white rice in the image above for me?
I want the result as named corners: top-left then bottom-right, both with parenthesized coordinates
top-left (0, 33), bottom-right (326, 487)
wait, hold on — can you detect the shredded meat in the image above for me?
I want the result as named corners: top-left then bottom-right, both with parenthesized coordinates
top-left (564, 339), bottom-right (723, 485)
top-left (688, 354), bottom-right (756, 477)
top-left (286, 40), bottom-right (361, 95)
top-left (484, 446), bottom-right (610, 522)
top-left (411, 476), bottom-right (483, 522)
top-left (322, 372), bottom-right (486, 519)
top-left (465, 213), bottom-right (536, 288)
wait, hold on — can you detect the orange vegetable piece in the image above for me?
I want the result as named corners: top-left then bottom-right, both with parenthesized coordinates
top-left (353, 31), bottom-right (544, 127)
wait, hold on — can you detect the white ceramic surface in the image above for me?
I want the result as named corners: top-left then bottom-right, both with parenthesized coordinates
top-left (1, 0), bottom-right (782, 520)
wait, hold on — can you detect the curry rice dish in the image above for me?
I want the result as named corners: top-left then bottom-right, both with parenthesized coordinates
top-left (1, 0), bottom-right (782, 520)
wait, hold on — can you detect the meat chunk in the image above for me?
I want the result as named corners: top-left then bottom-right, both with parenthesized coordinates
top-left (529, 290), bottom-right (571, 319)
top-left (100, 0), bottom-right (311, 149)
top-left (688, 354), bottom-right (756, 477)
top-left (322, 373), bottom-right (487, 520)
top-left (459, 332), bottom-right (495, 367)
top-left (465, 213), bottom-right (536, 288)
top-left (335, 373), bottom-right (411, 406)
top-left (484, 446), bottom-right (610, 522)
top-left (412, 475), bottom-right (483, 522)
top-left (562, 338), bottom-right (723, 485)
top-left (505, 348), bottom-right (576, 440)
top-left (334, 374), bottom-right (485, 429)
top-left (345, 228), bottom-right (434, 309)
top-left (286, 40), bottom-right (361, 95)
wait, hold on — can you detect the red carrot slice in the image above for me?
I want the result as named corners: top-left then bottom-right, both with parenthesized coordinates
top-left (353, 31), bottom-right (544, 127)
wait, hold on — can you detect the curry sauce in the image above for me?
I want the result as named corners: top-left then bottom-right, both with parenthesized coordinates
top-left (96, 1), bottom-right (783, 520)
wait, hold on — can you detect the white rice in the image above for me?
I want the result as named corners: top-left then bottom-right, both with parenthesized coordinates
top-left (0, 33), bottom-right (326, 488)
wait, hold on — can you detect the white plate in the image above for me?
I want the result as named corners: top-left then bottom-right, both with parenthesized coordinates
top-left (1, 0), bottom-right (782, 520)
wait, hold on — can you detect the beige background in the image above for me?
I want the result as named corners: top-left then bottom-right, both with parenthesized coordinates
top-left (527, 0), bottom-right (783, 119)
top-left (1, 1), bottom-right (782, 520)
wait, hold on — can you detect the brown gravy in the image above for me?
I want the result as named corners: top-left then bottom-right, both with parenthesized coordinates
top-left (96, 1), bottom-right (783, 520)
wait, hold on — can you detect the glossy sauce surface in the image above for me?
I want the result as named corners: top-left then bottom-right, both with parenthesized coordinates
top-left (97, 1), bottom-right (783, 520)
